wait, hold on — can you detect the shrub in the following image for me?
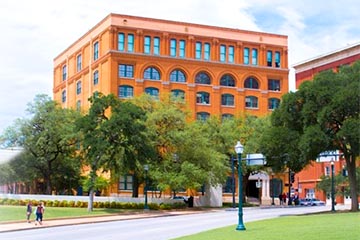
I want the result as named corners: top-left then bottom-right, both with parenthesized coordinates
top-left (68, 201), bottom-right (75, 207)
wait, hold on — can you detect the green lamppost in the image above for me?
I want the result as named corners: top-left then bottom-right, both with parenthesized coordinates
top-left (235, 141), bottom-right (246, 231)
top-left (144, 164), bottom-right (149, 210)
top-left (331, 160), bottom-right (335, 212)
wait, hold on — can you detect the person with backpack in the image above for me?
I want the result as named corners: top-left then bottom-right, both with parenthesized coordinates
top-left (35, 202), bottom-right (44, 225)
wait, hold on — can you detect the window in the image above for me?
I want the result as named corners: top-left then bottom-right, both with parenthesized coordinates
top-left (144, 67), bottom-right (160, 80)
top-left (145, 87), bottom-right (159, 99)
top-left (268, 79), bottom-right (280, 91)
top-left (93, 41), bottom-right (99, 60)
top-left (76, 81), bottom-right (81, 95)
top-left (195, 42), bottom-right (202, 59)
top-left (268, 98), bottom-right (280, 110)
top-left (62, 65), bottom-right (67, 81)
top-left (170, 69), bottom-right (186, 82)
top-left (267, 51), bottom-right (272, 67)
top-left (275, 51), bottom-right (281, 68)
top-left (196, 112), bottom-right (210, 121)
top-left (204, 43), bottom-right (210, 60)
top-left (220, 45), bottom-right (226, 62)
top-left (223, 176), bottom-right (234, 193)
top-left (93, 70), bottom-right (99, 85)
top-left (196, 92), bottom-right (210, 104)
top-left (127, 34), bottom-right (134, 52)
top-left (245, 96), bottom-right (258, 108)
top-left (252, 48), bottom-right (258, 65)
top-left (222, 114), bottom-right (234, 120)
top-left (154, 37), bottom-right (160, 55)
top-left (244, 48), bottom-right (249, 65)
top-left (119, 85), bottom-right (134, 98)
top-left (228, 46), bottom-right (234, 63)
top-left (171, 89), bottom-right (185, 100)
top-left (76, 54), bottom-right (82, 72)
top-left (119, 175), bottom-right (133, 190)
top-left (118, 33), bottom-right (125, 51)
top-left (221, 94), bottom-right (234, 106)
top-left (179, 40), bottom-right (185, 58)
top-left (244, 77), bottom-right (259, 89)
top-left (220, 74), bottom-right (235, 87)
top-left (170, 39), bottom-right (177, 57)
top-left (144, 36), bottom-right (151, 54)
top-left (119, 64), bottom-right (134, 78)
top-left (195, 72), bottom-right (211, 84)
top-left (61, 90), bottom-right (66, 103)
top-left (76, 100), bottom-right (81, 111)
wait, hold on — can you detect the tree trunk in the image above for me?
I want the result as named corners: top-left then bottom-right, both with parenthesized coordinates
top-left (347, 155), bottom-right (359, 212)
top-left (132, 173), bottom-right (139, 197)
top-left (87, 170), bottom-right (96, 212)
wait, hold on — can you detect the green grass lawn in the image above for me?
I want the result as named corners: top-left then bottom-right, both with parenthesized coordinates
top-left (173, 212), bottom-right (360, 240)
top-left (0, 205), bottom-right (134, 222)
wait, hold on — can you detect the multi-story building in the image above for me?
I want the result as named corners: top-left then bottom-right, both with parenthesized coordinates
top-left (293, 43), bottom-right (360, 204)
top-left (53, 13), bottom-right (289, 203)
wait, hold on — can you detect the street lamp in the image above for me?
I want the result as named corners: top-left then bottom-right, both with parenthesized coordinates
top-left (144, 164), bottom-right (149, 210)
top-left (331, 160), bottom-right (335, 212)
top-left (231, 155), bottom-right (236, 208)
top-left (271, 172), bottom-right (275, 205)
top-left (234, 141), bottom-right (246, 231)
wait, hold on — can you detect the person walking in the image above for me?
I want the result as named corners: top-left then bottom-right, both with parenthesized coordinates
top-left (282, 192), bottom-right (287, 205)
top-left (26, 201), bottom-right (32, 223)
top-left (35, 202), bottom-right (45, 226)
top-left (278, 193), bottom-right (283, 205)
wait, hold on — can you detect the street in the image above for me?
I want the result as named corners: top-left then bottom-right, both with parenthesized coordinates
top-left (0, 206), bottom-right (335, 240)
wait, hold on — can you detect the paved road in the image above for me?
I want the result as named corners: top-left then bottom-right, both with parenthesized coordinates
top-left (0, 205), bottom-right (338, 240)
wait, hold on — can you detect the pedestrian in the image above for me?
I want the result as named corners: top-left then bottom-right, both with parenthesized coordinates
top-left (35, 202), bottom-right (45, 226)
top-left (278, 193), bottom-right (283, 205)
top-left (26, 201), bottom-right (32, 223)
top-left (282, 192), bottom-right (287, 205)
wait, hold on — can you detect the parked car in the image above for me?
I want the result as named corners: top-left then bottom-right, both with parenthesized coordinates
top-left (307, 198), bottom-right (325, 206)
top-left (299, 198), bottom-right (310, 206)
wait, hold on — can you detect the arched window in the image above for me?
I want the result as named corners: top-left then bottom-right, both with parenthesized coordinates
top-left (118, 85), bottom-right (134, 98)
top-left (245, 96), bottom-right (258, 108)
top-left (145, 87), bottom-right (159, 99)
top-left (170, 69), bottom-right (186, 82)
top-left (196, 92), bottom-right (210, 104)
top-left (220, 74), bottom-right (235, 87)
top-left (268, 98), bottom-right (280, 110)
top-left (222, 114), bottom-right (234, 121)
top-left (221, 94), bottom-right (234, 106)
top-left (76, 100), bottom-right (81, 111)
top-left (195, 72), bottom-right (211, 84)
top-left (93, 70), bottom-right (99, 85)
top-left (61, 90), bottom-right (66, 103)
top-left (244, 77), bottom-right (259, 89)
top-left (196, 112), bottom-right (210, 121)
top-left (144, 67), bottom-right (160, 80)
top-left (171, 89), bottom-right (185, 100)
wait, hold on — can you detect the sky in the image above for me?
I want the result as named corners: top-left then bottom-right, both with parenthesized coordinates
top-left (0, 0), bottom-right (359, 134)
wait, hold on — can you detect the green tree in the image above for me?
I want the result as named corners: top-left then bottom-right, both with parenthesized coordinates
top-left (260, 61), bottom-right (360, 211)
top-left (0, 94), bottom-right (81, 194)
top-left (76, 93), bottom-right (154, 211)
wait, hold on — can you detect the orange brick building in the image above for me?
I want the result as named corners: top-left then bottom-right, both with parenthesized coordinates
top-left (293, 43), bottom-right (360, 204)
top-left (53, 13), bottom-right (289, 200)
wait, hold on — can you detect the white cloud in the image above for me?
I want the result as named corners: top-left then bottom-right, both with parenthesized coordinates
top-left (0, 0), bottom-right (359, 133)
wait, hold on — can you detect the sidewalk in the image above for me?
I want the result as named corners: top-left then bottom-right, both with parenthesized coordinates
top-left (0, 209), bottom-right (202, 233)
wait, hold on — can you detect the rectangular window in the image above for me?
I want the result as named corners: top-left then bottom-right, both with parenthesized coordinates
top-left (325, 166), bottom-right (330, 176)
top-left (62, 65), bottom-right (67, 81)
top-left (118, 33), bottom-right (125, 51)
top-left (252, 48), bottom-right (258, 65)
top-left (93, 42), bottom-right (99, 60)
top-left (119, 64), bottom-right (134, 78)
top-left (275, 51), bottom-right (281, 68)
top-left (179, 40), bottom-right (185, 58)
top-left (228, 46), bottom-right (234, 63)
top-left (204, 43), bottom-right (210, 61)
top-left (220, 45), bottom-right (226, 62)
top-left (76, 54), bottom-right (82, 72)
top-left (267, 51), bottom-right (273, 67)
top-left (119, 175), bottom-right (133, 190)
top-left (195, 42), bottom-right (202, 59)
top-left (144, 36), bottom-right (151, 54)
top-left (268, 79), bottom-right (280, 91)
top-left (244, 47), bottom-right (249, 65)
top-left (170, 39), bottom-right (177, 57)
top-left (127, 34), bottom-right (134, 52)
top-left (76, 81), bottom-right (81, 95)
top-left (153, 37), bottom-right (160, 55)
